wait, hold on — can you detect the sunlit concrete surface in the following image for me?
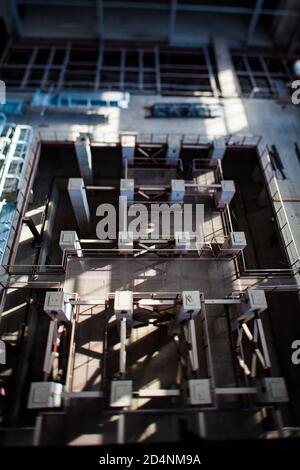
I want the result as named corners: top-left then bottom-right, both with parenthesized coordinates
top-left (1, 77), bottom-right (300, 448)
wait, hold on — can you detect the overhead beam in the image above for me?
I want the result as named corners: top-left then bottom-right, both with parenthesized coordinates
top-left (14, 1), bottom-right (300, 17)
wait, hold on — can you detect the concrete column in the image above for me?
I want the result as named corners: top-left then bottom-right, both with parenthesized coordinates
top-left (74, 134), bottom-right (93, 185)
top-left (68, 178), bottom-right (90, 234)
top-left (121, 134), bottom-right (136, 164)
top-left (167, 134), bottom-right (181, 164)
top-left (214, 180), bottom-right (236, 209)
top-left (213, 36), bottom-right (241, 98)
top-left (119, 196), bottom-right (128, 232)
top-left (170, 179), bottom-right (185, 203)
top-left (210, 138), bottom-right (226, 166)
top-left (120, 179), bottom-right (134, 202)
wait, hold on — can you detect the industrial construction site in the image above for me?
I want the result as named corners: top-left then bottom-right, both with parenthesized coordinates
top-left (0, 0), bottom-right (300, 458)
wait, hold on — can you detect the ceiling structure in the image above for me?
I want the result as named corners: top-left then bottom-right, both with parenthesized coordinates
top-left (0, 0), bottom-right (299, 51)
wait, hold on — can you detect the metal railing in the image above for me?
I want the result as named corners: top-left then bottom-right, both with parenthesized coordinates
top-left (2, 263), bottom-right (65, 276)
top-left (1, 132), bottom-right (299, 291)
top-left (35, 129), bottom-right (263, 147)
top-left (257, 140), bottom-right (300, 283)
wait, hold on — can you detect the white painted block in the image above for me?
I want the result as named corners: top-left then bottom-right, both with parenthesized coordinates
top-left (189, 379), bottom-right (212, 405)
top-left (28, 382), bottom-right (63, 409)
top-left (170, 179), bottom-right (185, 202)
top-left (121, 135), bottom-right (135, 160)
top-left (114, 291), bottom-right (133, 319)
top-left (175, 231), bottom-right (191, 251)
top-left (110, 380), bottom-right (132, 407)
top-left (120, 179), bottom-right (134, 201)
top-left (258, 377), bottom-right (289, 403)
top-left (44, 291), bottom-right (72, 322)
top-left (244, 289), bottom-right (267, 315)
top-left (178, 291), bottom-right (201, 321)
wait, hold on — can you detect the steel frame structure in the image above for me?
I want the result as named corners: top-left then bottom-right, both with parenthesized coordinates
top-left (0, 39), bottom-right (298, 98)
top-left (0, 120), bottom-right (33, 275)
top-left (8, 1), bottom-right (300, 50)
top-left (0, 40), bottom-right (216, 96)
top-left (1, 133), bottom-right (299, 289)
top-left (232, 49), bottom-right (295, 97)
top-left (30, 289), bottom-right (287, 445)
top-left (0, 128), bottom-right (299, 444)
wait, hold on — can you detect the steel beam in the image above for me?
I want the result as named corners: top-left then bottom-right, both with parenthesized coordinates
top-left (62, 391), bottom-right (104, 398)
top-left (119, 49), bottom-right (126, 91)
top-left (256, 317), bottom-right (271, 368)
top-left (120, 317), bottom-right (127, 375)
top-left (11, 0), bottom-right (24, 36)
top-left (0, 39), bottom-right (12, 66)
top-left (94, 42), bottom-right (104, 90)
top-left (168, 0), bottom-right (177, 44)
top-left (96, 0), bottom-right (105, 39)
top-left (21, 47), bottom-right (38, 88)
top-left (138, 48), bottom-right (143, 91)
top-left (242, 54), bottom-right (256, 92)
top-left (136, 389), bottom-right (180, 397)
top-left (246, 0), bottom-right (264, 45)
top-left (41, 47), bottom-right (56, 89)
top-left (187, 319), bottom-right (199, 372)
top-left (215, 387), bottom-right (257, 395)
top-left (154, 45), bottom-right (161, 94)
top-left (23, 217), bottom-right (43, 243)
top-left (57, 41), bottom-right (71, 90)
top-left (14, 0), bottom-right (300, 18)
top-left (42, 320), bottom-right (57, 376)
top-left (259, 55), bottom-right (276, 95)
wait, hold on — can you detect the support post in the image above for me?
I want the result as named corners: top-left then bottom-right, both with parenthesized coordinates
top-left (74, 134), bottom-right (93, 185)
top-left (120, 318), bottom-right (127, 376)
top-left (23, 217), bottom-right (42, 244)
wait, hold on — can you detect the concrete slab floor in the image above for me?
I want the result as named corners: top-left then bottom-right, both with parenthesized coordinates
top-left (1, 94), bottom-right (300, 444)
